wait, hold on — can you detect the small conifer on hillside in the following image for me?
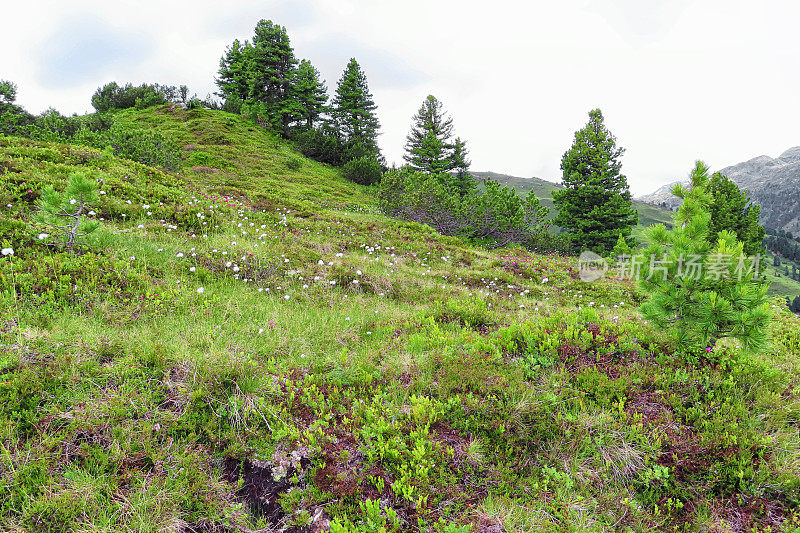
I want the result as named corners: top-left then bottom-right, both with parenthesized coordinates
top-left (639, 161), bottom-right (771, 354)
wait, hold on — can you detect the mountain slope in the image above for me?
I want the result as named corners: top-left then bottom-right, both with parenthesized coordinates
top-left (639, 147), bottom-right (800, 234)
top-left (1, 107), bottom-right (799, 532)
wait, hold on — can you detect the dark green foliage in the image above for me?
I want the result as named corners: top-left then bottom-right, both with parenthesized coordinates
top-left (639, 161), bottom-right (771, 354)
top-left (291, 59), bottom-right (329, 130)
top-left (707, 171), bottom-right (765, 256)
top-left (247, 20), bottom-right (298, 134)
top-left (91, 82), bottom-right (178, 112)
top-left (448, 137), bottom-right (475, 197)
top-left (34, 172), bottom-right (100, 253)
top-left (403, 96), bottom-right (474, 197)
top-left (404, 95), bottom-right (455, 174)
top-left (0, 79), bottom-right (16, 106)
top-left (552, 109), bottom-right (638, 254)
top-left (0, 79), bottom-right (34, 135)
top-left (292, 127), bottom-right (344, 166)
top-left (332, 58), bottom-right (381, 161)
top-left (379, 167), bottom-right (549, 247)
top-left (764, 228), bottom-right (800, 262)
top-left (216, 39), bottom-right (251, 102)
top-left (216, 20), bottom-right (301, 135)
top-left (106, 123), bottom-right (182, 170)
top-left (342, 155), bottom-right (382, 185)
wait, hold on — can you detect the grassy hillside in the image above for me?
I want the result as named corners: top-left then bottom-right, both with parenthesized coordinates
top-left (473, 171), bottom-right (674, 240)
top-left (1, 107), bottom-right (800, 532)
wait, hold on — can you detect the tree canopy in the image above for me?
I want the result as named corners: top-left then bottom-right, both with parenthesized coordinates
top-left (552, 108), bottom-right (638, 254)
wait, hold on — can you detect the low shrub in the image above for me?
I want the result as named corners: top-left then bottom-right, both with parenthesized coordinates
top-left (343, 156), bottom-right (382, 186)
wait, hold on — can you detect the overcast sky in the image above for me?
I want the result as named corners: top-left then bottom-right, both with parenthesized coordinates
top-left (3, 0), bottom-right (799, 195)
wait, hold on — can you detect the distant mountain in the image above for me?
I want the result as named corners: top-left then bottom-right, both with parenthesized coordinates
top-left (637, 181), bottom-right (685, 210)
top-left (474, 171), bottom-right (674, 228)
top-left (638, 147), bottom-right (800, 234)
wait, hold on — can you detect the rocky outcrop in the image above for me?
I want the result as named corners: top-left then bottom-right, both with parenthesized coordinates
top-left (638, 147), bottom-right (800, 234)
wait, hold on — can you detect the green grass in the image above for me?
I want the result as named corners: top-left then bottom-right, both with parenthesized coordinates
top-left (1, 106), bottom-right (800, 532)
top-left (475, 171), bottom-right (675, 243)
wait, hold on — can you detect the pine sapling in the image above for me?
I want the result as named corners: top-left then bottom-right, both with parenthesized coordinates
top-left (638, 161), bottom-right (771, 355)
top-left (34, 172), bottom-right (100, 253)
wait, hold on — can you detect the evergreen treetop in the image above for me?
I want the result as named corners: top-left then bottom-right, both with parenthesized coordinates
top-left (403, 95), bottom-right (474, 195)
top-left (291, 59), bottom-right (329, 130)
top-left (332, 58), bottom-right (381, 159)
top-left (552, 108), bottom-right (638, 254)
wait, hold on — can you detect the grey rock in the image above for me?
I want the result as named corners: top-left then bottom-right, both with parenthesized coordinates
top-left (638, 147), bottom-right (800, 234)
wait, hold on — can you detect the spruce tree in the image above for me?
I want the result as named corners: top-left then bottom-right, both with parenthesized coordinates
top-left (552, 109), bottom-right (638, 254)
top-left (332, 58), bottom-right (381, 161)
top-left (639, 161), bottom-right (771, 355)
top-left (404, 95), bottom-right (474, 194)
top-left (404, 95), bottom-right (455, 174)
top-left (449, 137), bottom-right (475, 197)
top-left (291, 59), bottom-right (329, 130)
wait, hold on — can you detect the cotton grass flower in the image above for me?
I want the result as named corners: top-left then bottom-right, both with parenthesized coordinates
top-left (197, 287), bottom-right (205, 294)
top-left (1, 248), bottom-right (13, 256)
top-left (37, 233), bottom-right (49, 240)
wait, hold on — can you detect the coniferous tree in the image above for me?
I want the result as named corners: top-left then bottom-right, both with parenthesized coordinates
top-left (449, 137), bottom-right (475, 197)
top-left (248, 20), bottom-right (298, 134)
top-left (291, 59), bottom-right (329, 130)
top-left (404, 95), bottom-right (454, 174)
top-left (639, 161), bottom-right (771, 354)
top-left (215, 20), bottom-right (299, 135)
top-left (404, 95), bottom-right (474, 194)
top-left (216, 39), bottom-right (252, 102)
top-left (707, 172), bottom-right (765, 256)
top-left (332, 58), bottom-right (381, 161)
top-left (552, 109), bottom-right (638, 254)
top-left (34, 172), bottom-right (100, 254)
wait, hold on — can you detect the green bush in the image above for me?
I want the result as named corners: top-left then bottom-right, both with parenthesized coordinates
top-left (91, 82), bottom-right (174, 112)
top-left (379, 167), bottom-right (550, 248)
top-left (286, 157), bottom-right (303, 170)
top-left (342, 155), bottom-right (382, 185)
top-left (106, 123), bottom-right (182, 171)
top-left (293, 128), bottom-right (344, 166)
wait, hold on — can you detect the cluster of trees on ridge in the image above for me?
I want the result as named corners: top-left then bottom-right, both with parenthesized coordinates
top-left (1, 15), bottom-right (793, 349)
top-left (215, 20), bottom-right (383, 186)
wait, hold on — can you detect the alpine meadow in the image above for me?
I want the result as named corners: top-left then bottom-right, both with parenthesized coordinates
top-left (3, 12), bottom-right (800, 533)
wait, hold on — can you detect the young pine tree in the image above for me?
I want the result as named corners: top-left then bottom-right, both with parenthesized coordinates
top-left (34, 172), bottom-right (100, 254)
top-left (639, 161), bottom-right (771, 355)
top-left (552, 109), bottom-right (638, 254)
top-left (332, 58), bottom-right (381, 161)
